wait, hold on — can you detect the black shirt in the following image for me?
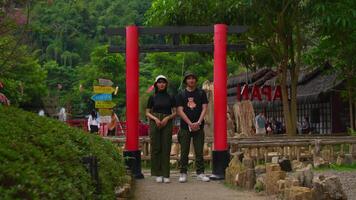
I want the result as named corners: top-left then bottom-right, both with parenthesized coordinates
top-left (176, 88), bottom-right (209, 130)
top-left (147, 92), bottom-right (175, 114)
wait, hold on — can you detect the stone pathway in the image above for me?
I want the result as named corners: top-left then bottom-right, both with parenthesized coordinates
top-left (133, 170), bottom-right (272, 200)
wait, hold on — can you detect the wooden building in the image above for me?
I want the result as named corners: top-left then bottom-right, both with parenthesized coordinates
top-left (227, 68), bottom-right (351, 134)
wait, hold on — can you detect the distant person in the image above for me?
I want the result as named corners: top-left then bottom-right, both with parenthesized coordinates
top-left (302, 116), bottom-right (310, 134)
top-left (272, 118), bottom-right (283, 134)
top-left (255, 112), bottom-right (266, 135)
top-left (88, 110), bottom-right (100, 134)
top-left (176, 71), bottom-right (210, 183)
top-left (107, 111), bottom-right (119, 136)
top-left (146, 75), bottom-right (176, 183)
top-left (58, 107), bottom-right (67, 122)
top-left (38, 109), bottom-right (45, 117)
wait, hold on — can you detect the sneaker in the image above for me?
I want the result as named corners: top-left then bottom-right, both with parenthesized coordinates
top-left (197, 173), bottom-right (210, 182)
top-left (156, 176), bottom-right (163, 183)
top-left (179, 173), bottom-right (187, 183)
top-left (163, 177), bottom-right (170, 183)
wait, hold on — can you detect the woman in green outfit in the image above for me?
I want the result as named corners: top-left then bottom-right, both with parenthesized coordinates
top-left (146, 75), bottom-right (176, 183)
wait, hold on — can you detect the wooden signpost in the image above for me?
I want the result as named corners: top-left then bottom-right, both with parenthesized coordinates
top-left (92, 79), bottom-right (116, 130)
top-left (93, 86), bottom-right (115, 94)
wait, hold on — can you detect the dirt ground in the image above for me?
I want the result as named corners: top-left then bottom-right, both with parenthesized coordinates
top-left (133, 170), bottom-right (272, 200)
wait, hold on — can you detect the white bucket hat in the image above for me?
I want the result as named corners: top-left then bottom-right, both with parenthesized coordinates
top-left (155, 75), bottom-right (168, 83)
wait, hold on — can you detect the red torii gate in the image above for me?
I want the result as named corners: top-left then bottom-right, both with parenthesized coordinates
top-left (107, 24), bottom-right (247, 179)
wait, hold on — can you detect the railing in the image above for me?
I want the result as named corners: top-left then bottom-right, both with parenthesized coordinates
top-left (104, 135), bottom-right (356, 165)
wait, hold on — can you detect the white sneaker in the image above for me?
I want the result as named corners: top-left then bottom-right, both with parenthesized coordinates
top-left (179, 173), bottom-right (187, 183)
top-left (156, 176), bottom-right (163, 183)
top-left (163, 177), bottom-right (170, 183)
top-left (197, 173), bottom-right (210, 182)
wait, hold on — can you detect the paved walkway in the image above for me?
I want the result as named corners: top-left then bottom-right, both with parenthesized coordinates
top-left (133, 170), bottom-right (271, 200)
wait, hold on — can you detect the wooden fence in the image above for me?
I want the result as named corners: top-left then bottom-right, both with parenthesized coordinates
top-left (104, 135), bottom-right (356, 165)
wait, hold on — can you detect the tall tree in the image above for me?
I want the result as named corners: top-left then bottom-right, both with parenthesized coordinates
top-left (307, 0), bottom-right (356, 130)
top-left (146, 0), bottom-right (314, 135)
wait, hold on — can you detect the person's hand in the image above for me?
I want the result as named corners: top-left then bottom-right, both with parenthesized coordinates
top-left (154, 118), bottom-right (162, 128)
top-left (161, 117), bottom-right (169, 127)
top-left (190, 122), bottom-right (200, 132)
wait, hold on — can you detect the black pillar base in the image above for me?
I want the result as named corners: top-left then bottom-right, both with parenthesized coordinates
top-left (210, 150), bottom-right (230, 180)
top-left (123, 150), bottom-right (144, 179)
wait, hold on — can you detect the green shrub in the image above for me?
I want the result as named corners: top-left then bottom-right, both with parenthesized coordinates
top-left (0, 106), bottom-right (127, 199)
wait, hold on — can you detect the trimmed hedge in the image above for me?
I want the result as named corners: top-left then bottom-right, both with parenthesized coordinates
top-left (0, 106), bottom-right (127, 199)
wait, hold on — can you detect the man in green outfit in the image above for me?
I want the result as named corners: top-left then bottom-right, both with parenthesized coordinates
top-left (176, 72), bottom-right (210, 183)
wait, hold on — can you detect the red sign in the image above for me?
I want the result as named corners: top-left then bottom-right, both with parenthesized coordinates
top-left (237, 85), bottom-right (284, 101)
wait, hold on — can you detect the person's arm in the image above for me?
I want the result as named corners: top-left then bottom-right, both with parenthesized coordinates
top-left (146, 108), bottom-right (161, 127)
top-left (87, 116), bottom-right (91, 131)
top-left (177, 106), bottom-right (193, 127)
top-left (196, 104), bottom-right (208, 125)
top-left (161, 107), bottom-right (177, 126)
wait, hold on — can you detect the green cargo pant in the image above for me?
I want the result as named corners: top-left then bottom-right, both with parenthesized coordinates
top-left (149, 113), bottom-right (173, 178)
top-left (178, 128), bottom-right (205, 174)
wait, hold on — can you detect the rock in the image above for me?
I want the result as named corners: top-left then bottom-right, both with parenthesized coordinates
top-left (244, 168), bottom-right (256, 189)
top-left (272, 156), bottom-right (279, 164)
top-left (321, 149), bottom-right (333, 163)
top-left (279, 158), bottom-right (292, 172)
top-left (313, 176), bottom-right (347, 200)
top-left (295, 164), bottom-right (314, 188)
top-left (291, 160), bottom-right (305, 171)
top-left (314, 156), bottom-right (329, 168)
top-left (266, 163), bottom-right (281, 173)
top-left (351, 144), bottom-right (356, 159)
top-left (282, 186), bottom-right (314, 200)
top-left (243, 157), bottom-right (255, 169)
top-left (254, 179), bottom-right (264, 193)
top-left (255, 174), bottom-right (266, 192)
top-left (336, 154), bottom-right (345, 165)
top-left (254, 165), bottom-right (266, 176)
top-left (344, 153), bottom-right (353, 165)
top-left (116, 183), bottom-right (131, 198)
top-left (278, 179), bottom-right (286, 192)
top-left (266, 163), bottom-right (286, 195)
top-left (225, 154), bottom-right (245, 185)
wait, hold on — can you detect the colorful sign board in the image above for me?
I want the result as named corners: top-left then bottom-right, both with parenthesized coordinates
top-left (91, 94), bottom-right (112, 101)
top-left (95, 101), bottom-right (116, 109)
top-left (93, 86), bottom-right (115, 94)
top-left (99, 78), bottom-right (113, 86)
top-left (100, 116), bottom-right (112, 123)
top-left (98, 109), bottom-right (112, 116)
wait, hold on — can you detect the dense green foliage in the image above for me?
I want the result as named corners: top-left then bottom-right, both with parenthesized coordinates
top-left (0, 106), bottom-right (127, 199)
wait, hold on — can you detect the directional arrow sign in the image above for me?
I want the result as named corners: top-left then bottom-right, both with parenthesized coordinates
top-left (93, 86), bottom-right (115, 94)
top-left (100, 116), bottom-right (112, 123)
top-left (91, 94), bottom-right (112, 101)
top-left (99, 78), bottom-right (113, 86)
top-left (95, 101), bottom-right (116, 109)
top-left (99, 109), bottom-right (112, 116)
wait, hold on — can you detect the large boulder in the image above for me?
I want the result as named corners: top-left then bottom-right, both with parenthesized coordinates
top-left (254, 174), bottom-right (266, 193)
top-left (312, 175), bottom-right (347, 200)
top-left (265, 163), bottom-right (286, 195)
top-left (281, 186), bottom-right (315, 200)
top-left (314, 156), bottom-right (329, 168)
top-left (294, 164), bottom-right (314, 188)
top-left (225, 154), bottom-right (245, 185)
top-left (291, 160), bottom-right (306, 171)
top-left (254, 165), bottom-right (266, 176)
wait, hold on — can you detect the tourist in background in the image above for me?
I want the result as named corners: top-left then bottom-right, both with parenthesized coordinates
top-left (107, 111), bottom-right (119, 136)
top-left (88, 110), bottom-right (100, 134)
top-left (255, 112), bottom-right (266, 135)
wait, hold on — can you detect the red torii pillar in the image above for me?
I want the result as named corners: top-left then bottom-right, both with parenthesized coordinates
top-left (123, 25), bottom-right (144, 179)
top-left (211, 24), bottom-right (230, 180)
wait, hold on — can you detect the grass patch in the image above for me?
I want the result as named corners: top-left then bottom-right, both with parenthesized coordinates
top-left (0, 106), bottom-right (127, 199)
top-left (314, 163), bottom-right (356, 171)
